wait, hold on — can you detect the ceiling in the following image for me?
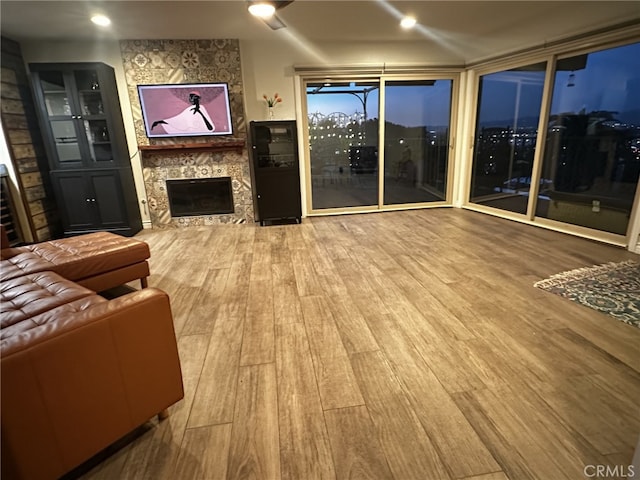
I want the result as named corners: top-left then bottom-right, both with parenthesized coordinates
top-left (2, 1), bottom-right (639, 63)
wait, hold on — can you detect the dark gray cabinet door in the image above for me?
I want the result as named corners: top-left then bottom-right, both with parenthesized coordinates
top-left (51, 170), bottom-right (132, 235)
top-left (51, 171), bottom-right (94, 231)
top-left (89, 170), bottom-right (128, 228)
top-left (255, 168), bottom-right (301, 221)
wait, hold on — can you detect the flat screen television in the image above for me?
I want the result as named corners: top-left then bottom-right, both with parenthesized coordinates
top-left (137, 83), bottom-right (233, 138)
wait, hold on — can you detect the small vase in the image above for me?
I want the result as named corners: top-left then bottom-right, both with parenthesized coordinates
top-left (268, 106), bottom-right (275, 120)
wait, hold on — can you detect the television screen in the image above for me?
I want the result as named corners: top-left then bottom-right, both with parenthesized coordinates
top-left (137, 83), bottom-right (233, 138)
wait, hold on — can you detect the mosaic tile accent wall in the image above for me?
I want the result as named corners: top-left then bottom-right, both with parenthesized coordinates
top-left (120, 39), bottom-right (253, 227)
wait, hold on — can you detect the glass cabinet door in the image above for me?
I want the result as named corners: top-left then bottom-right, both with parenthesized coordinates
top-left (35, 68), bottom-right (115, 168)
top-left (38, 70), bottom-right (82, 165)
top-left (74, 69), bottom-right (114, 165)
top-left (253, 124), bottom-right (297, 168)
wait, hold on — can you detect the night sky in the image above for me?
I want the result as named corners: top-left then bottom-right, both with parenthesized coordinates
top-left (306, 42), bottom-right (640, 128)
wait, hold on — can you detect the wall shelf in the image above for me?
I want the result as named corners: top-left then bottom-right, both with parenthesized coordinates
top-left (138, 140), bottom-right (245, 155)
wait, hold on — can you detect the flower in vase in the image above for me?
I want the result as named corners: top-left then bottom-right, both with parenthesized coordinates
top-left (263, 93), bottom-right (283, 107)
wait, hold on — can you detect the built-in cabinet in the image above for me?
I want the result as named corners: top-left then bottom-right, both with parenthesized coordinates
top-left (29, 62), bottom-right (141, 236)
top-left (249, 120), bottom-right (302, 225)
top-left (49, 170), bottom-right (132, 232)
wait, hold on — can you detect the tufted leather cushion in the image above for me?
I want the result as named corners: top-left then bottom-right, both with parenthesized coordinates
top-left (0, 232), bottom-right (150, 283)
top-left (0, 272), bottom-right (95, 329)
top-left (1, 252), bottom-right (55, 281)
top-left (0, 295), bottom-right (106, 342)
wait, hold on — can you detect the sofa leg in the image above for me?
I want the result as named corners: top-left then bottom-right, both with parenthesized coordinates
top-left (141, 277), bottom-right (148, 289)
top-left (158, 408), bottom-right (170, 421)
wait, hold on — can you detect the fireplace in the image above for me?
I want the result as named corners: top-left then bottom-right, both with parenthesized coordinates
top-left (166, 177), bottom-right (234, 217)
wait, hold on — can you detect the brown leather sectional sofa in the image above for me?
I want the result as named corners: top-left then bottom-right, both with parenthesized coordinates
top-left (0, 230), bottom-right (184, 480)
top-left (1, 231), bottom-right (151, 292)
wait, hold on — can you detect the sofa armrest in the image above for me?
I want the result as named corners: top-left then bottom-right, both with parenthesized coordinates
top-left (1, 288), bottom-right (184, 480)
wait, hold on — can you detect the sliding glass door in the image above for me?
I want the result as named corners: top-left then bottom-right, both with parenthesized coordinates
top-left (536, 43), bottom-right (640, 235)
top-left (305, 76), bottom-right (455, 212)
top-left (307, 81), bottom-right (380, 210)
top-left (470, 63), bottom-right (546, 214)
top-left (468, 41), bottom-right (640, 239)
top-left (383, 80), bottom-right (452, 205)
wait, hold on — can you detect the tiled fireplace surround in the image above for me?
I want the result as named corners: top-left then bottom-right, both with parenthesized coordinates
top-left (141, 148), bottom-right (254, 227)
top-left (121, 38), bottom-right (254, 228)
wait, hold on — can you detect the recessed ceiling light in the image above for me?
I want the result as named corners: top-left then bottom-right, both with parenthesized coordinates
top-left (248, 3), bottom-right (276, 18)
top-left (91, 14), bottom-right (111, 27)
top-left (400, 16), bottom-right (417, 30)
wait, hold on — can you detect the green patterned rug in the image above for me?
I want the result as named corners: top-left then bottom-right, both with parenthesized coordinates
top-left (534, 260), bottom-right (640, 328)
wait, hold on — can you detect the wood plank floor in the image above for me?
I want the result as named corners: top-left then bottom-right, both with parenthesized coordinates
top-left (81, 209), bottom-right (640, 480)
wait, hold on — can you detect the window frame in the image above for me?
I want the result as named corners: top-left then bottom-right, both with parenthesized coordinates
top-left (462, 35), bottom-right (640, 247)
top-left (298, 71), bottom-right (463, 216)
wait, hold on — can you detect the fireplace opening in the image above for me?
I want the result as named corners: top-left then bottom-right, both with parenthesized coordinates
top-left (166, 177), bottom-right (234, 217)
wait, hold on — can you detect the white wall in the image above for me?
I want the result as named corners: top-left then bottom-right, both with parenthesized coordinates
top-left (240, 39), bottom-right (299, 123)
top-left (0, 122), bottom-right (32, 241)
top-left (240, 37), bottom-right (463, 122)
